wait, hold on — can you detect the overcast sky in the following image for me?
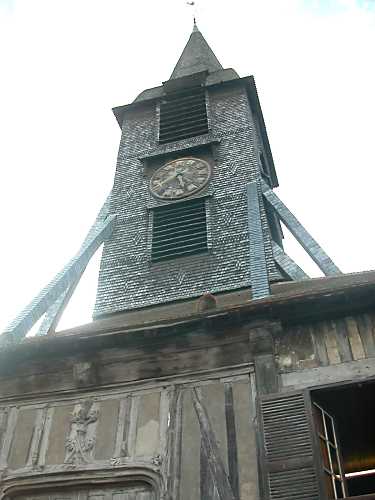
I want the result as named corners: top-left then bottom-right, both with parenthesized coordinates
top-left (0, 0), bottom-right (374, 334)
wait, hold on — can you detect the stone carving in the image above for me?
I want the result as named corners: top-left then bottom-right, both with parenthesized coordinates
top-left (151, 454), bottom-right (162, 466)
top-left (73, 361), bottom-right (96, 387)
top-left (65, 400), bottom-right (98, 464)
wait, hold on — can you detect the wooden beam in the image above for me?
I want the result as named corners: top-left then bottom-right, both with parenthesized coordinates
top-left (246, 181), bottom-right (270, 299)
top-left (261, 180), bottom-right (341, 276)
top-left (272, 241), bottom-right (309, 280)
top-left (192, 388), bottom-right (235, 500)
top-left (1, 195), bottom-right (115, 344)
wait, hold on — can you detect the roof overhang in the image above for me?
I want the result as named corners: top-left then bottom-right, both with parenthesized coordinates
top-left (1, 270), bottom-right (375, 366)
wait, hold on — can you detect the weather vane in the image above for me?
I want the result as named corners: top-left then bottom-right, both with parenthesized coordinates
top-left (186, 1), bottom-right (197, 25)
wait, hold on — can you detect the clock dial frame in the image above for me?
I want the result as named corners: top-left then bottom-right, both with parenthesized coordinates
top-left (149, 157), bottom-right (212, 201)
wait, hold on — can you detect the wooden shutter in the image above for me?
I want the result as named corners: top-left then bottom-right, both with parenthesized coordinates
top-left (151, 198), bottom-right (208, 262)
top-left (258, 391), bottom-right (323, 500)
top-left (159, 87), bottom-right (208, 144)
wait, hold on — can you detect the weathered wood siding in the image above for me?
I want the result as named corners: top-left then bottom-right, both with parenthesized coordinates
top-left (277, 311), bottom-right (375, 372)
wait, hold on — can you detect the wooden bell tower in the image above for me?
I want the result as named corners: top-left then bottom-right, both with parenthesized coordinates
top-left (1, 22), bottom-right (375, 500)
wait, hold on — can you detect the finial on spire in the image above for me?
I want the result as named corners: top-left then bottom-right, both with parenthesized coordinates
top-left (186, 1), bottom-right (198, 30)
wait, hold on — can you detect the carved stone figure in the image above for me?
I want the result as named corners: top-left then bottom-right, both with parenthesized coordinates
top-left (65, 400), bottom-right (98, 464)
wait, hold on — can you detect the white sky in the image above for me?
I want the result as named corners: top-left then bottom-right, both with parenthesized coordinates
top-left (0, 0), bottom-right (374, 334)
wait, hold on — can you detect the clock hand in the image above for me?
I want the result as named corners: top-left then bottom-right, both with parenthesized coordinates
top-left (177, 175), bottom-right (185, 188)
top-left (159, 173), bottom-right (177, 186)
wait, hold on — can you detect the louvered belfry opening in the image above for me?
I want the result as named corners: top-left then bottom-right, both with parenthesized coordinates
top-left (159, 87), bottom-right (208, 144)
top-left (151, 198), bottom-right (208, 262)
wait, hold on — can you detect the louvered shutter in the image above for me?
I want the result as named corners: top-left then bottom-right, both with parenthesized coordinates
top-left (151, 198), bottom-right (208, 262)
top-left (258, 391), bottom-right (323, 500)
top-left (159, 87), bottom-right (208, 144)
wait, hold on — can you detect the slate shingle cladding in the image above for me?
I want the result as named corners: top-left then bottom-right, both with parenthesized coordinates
top-left (94, 82), bottom-right (280, 317)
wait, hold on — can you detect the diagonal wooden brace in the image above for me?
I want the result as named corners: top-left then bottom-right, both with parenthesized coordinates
top-left (272, 241), bottom-right (310, 280)
top-left (261, 180), bottom-right (341, 276)
top-left (1, 195), bottom-right (115, 345)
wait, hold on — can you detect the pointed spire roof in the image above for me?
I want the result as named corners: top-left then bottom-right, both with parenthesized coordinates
top-left (170, 22), bottom-right (223, 80)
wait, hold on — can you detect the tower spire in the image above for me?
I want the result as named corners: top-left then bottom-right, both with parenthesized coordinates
top-left (169, 23), bottom-right (223, 80)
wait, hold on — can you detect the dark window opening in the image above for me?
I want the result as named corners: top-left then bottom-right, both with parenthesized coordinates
top-left (312, 380), bottom-right (375, 499)
top-left (159, 87), bottom-right (208, 144)
top-left (151, 198), bottom-right (208, 262)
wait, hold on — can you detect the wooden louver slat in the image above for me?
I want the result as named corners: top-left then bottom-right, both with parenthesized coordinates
top-left (151, 198), bottom-right (208, 262)
top-left (159, 87), bottom-right (208, 144)
top-left (258, 391), bottom-right (323, 500)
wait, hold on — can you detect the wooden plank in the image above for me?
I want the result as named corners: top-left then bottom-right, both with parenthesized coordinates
top-left (224, 383), bottom-right (240, 500)
top-left (127, 395), bottom-right (139, 459)
top-left (201, 383), bottom-right (228, 471)
top-left (333, 318), bottom-right (353, 363)
top-left (38, 406), bottom-right (54, 467)
top-left (0, 407), bottom-right (9, 454)
top-left (232, 380), bottom-right (259, 500)
top-left (114, 397), bottom-right (130, 458)
top-left (200, 440), bottom-right (216, 499)
top-left (0, 407), bottom-right (17, 468)
top-left (356, 313), bottom-right (375, 357)
top-left (180, 389), bottom-right (200, 500)
top-left (282, 357), bottom-right (375, 390)
top-left (159, 389), bottom-right (169, 460)
top-left (246, 181), bottom-right (271, 299)
top-left (27, 405), bottom-right (49, 467)
top-left (1, 200), bottom-right (115, 344)
top-left (322, 320), bottom-right (340, 365)
top-left (272, 241), bottom-right (309, 280)
top-left (312, 322), bottom-right (329, 366)
top-left (345, 317), bottom-right (365, 360)
top-left (192, 388), bottom-right (235, 500)
top-left (168, 387), bottom-right (183, 500)
top-left (254, 354), bottom-right (279, 395)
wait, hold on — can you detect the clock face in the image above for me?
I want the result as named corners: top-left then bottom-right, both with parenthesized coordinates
top-left (150, 157), bottom-right (211, 200)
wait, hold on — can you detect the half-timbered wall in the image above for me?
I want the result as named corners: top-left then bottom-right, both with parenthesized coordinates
top-left (0, 371), bottom-right (259, 500)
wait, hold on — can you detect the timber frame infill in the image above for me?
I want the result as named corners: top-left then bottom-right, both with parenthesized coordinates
top-left (257, 377), bottom-right (375, 500)
top-left (0, 468), bottom-right (163, 500)
top-left (0, 363), bottom-right (256, 500)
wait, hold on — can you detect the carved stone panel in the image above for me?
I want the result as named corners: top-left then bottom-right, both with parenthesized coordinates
top-left (15, 484), bottom-right (156, 500)
top-left (64, 400), bottom-right (99, 465)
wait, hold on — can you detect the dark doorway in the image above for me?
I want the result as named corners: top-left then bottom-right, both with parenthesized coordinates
top-left (312, 380), bottom-right (375, 498)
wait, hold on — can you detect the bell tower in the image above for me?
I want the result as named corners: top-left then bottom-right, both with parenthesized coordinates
top-left (94, 23), bottom-right (284, 318)
top-left (3, 19), bottom-right (375, 500)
